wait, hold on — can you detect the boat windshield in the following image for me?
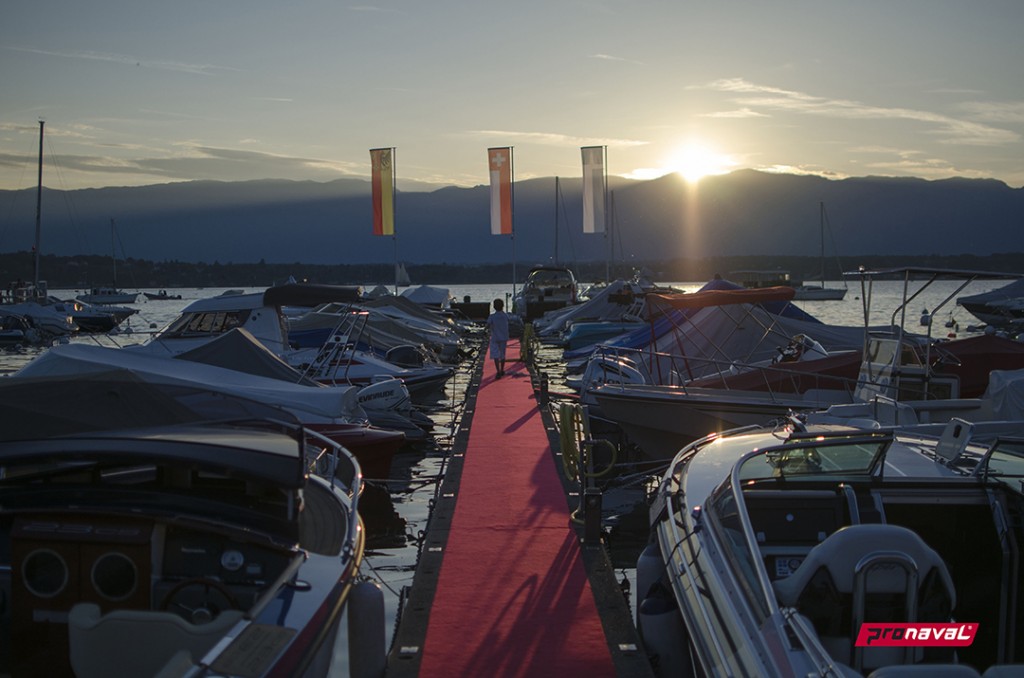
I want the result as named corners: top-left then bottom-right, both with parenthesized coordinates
top-left (737, 432), bottom-right (892, 481)
top-left (163, 310), bottom-right (250, 337)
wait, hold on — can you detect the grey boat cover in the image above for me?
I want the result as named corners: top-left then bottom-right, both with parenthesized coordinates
top-left (13, 342), bottom-right (361, 422)
top-left (983, 368), bottom-right (1024, 420)
top-left (0, 370), bottom-right (303, 440)
top-left (176, 327), bottom-right (321, 386)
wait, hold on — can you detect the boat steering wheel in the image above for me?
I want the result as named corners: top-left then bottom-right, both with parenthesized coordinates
top-left (160, 577), bottom-right (242, 624)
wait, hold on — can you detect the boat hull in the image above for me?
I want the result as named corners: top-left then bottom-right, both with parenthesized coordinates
top-left (591, 384), bottom-right (851, 460)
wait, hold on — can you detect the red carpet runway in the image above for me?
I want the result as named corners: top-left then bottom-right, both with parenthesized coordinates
top-left (417, 340), bottom-right (616, 677)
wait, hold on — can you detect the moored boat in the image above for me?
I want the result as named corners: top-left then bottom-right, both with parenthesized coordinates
top-left (0, 373), bottom-right (383, 677)
top-left (638, 419), bottom-right (1024, 675)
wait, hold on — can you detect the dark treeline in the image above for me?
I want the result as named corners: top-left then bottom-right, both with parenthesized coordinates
top-left (4, 251), bottom-right (1024, 290)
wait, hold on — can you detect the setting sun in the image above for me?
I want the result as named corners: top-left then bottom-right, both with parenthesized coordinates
top-left (665, 142), bottom-right (734, 182)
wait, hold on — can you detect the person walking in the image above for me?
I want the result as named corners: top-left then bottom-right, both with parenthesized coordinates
top-left (486, 298), bottom-right (510, 378)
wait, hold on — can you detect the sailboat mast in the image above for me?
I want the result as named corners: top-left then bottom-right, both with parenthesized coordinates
top-left (819, 201), bottom-right (826, 284)
top-left (111, 218), bottom-right (118, 287)
top-left (33, 120), bottom-right (44, 291)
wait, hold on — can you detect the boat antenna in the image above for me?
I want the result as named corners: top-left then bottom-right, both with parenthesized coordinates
top-left (33, 120), bottom-right (44, 292)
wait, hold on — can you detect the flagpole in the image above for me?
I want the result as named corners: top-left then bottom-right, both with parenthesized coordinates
top-left (511, 147), bottom-right (517, 298)
top-left (391, 146), bottom-right (398, 294)
top-left (603, 146), bottom-right (609, 283)
top-left (553, 176), bottom-right (559, 265)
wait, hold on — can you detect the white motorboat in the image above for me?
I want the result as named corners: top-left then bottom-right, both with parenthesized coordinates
top-left (76, 286), bottom-right (138, 305)
top-left (0, 373), bottom-right (384, 677)
top-left (512, 265), bottom-right (578, 321)
top-left (958, 277), bottom-right (1024, 328)
top-left (638, 418), bottom-right (1024, 675)
top-left (588, 269), bottom-right (1024, 461)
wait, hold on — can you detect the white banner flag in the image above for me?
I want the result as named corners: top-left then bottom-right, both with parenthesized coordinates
top-left (582, 146), bottom-right (606, 233)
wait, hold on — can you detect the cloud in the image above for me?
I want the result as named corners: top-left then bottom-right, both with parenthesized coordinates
top-left (590, 53), bottom-right (644, 65)
top-left (0, 144), bottom-right (363, 183)
top-left (4, 46), bottom-right (238, 76)
top-left (702, 107), bottom-right (768, 119)
top-left (705, 78), bottom-right (1020, 146)
top-left (959, 101), bottom-right (1024, 124)
top-left (470, 129), bottom-right (647, 148)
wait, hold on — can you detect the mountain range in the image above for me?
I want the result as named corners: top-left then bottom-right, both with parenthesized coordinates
top-left (0, 170), bottom-right (1021, 266)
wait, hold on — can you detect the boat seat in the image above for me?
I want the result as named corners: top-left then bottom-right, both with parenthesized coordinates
top-left (772, 524), bottom-right (956, 673)
top-left (67, 602), bottom-right (245, 678)
top-left (868, 666), bottom-right (981, 677)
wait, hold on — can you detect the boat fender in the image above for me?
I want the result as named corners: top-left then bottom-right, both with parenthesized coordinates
top-left (348, 579), bottom-right (386, 678)
top-left (635, 542), bottom-right (666, 628)
top-left (638, 584), bottom-right (692, 677)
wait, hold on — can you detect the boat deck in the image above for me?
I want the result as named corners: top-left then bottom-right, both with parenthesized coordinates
top-left (386, 339), bottom-right (651, 677)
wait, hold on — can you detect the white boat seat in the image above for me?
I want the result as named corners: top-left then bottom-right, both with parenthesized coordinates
top-left (68, 602), bottom-right (245, 678)
top-left (934, 417), bottom-right (974, 465)
top-left (772, 524), bottom-right (956, 673)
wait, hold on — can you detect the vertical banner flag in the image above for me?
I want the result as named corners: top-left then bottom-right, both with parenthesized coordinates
top-left (371, 147), bottom-right (394, 236)
top-left (488, 147), bottom-right (513, 235)
top-left (582, 145), bottom-right (606, 234)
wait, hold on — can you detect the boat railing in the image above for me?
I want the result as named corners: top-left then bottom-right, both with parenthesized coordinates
top-left (299, 310), bottom-right (371, 384)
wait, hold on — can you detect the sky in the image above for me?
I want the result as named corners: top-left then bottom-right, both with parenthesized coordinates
top-left (1, 0), bottom-right (1023, 192)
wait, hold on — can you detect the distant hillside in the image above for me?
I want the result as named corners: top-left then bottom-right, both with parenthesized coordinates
top-left (1, 170), bottom-right (1021, 266)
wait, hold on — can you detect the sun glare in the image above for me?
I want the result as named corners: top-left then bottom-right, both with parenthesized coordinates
top-left (667, 143), bottom-right (733, 182)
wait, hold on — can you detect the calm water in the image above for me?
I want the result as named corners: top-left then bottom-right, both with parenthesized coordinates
top-left (0, 278), bottom-right (1013, 669)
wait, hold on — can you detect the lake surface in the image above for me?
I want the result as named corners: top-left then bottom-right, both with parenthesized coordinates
top-left (0, 277), bottom-right (1013, 667)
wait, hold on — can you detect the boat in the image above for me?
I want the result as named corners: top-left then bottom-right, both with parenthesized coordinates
top-left (396, 261), bottom-right (411, 287)
top-left (290, 319), bottom-right (454, 403)
top-left (512, 265), bottom-right (579, 321)
top-left (586, 269), bottom-right (1024, 461)
top-left (144, 290), bottom-right (183, 300)
top-left (14, 337), bottom-right (407, 479)
top-left (957, 277), bottom-right (1024, 328)
top-left (399, 284), bottom-right (455, 308)
top-left (637, 418), bottom-right (1024, 675)
top-left (1, 123), bottom-right (78, 340)
top-left (41, 296), bottom-right (136, 333)
top-left (792, 203), bottom-right (848, 301)
top-left (288, 297), bottom-right (464, 363)
top-left (76, 219), bottom-right (139, 305)
top-left (0, 310), bottom-right (43, 346)
top-left (0, 372), bottom-right (383, 677)
top-left (77, 286), bottom-right (139, 305)
top-left (4, 282), bottom-right (78, 338)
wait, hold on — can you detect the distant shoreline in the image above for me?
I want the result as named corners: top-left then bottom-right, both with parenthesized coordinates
top-left (3, 251), bottom-right (1022, 289)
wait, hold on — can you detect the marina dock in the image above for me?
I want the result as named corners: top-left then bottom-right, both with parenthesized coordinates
top-left (386, 339), bottom-right (653, 677)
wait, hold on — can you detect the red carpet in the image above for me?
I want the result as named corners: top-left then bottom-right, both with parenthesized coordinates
top-left (418, 341), bottom-right (615, 677)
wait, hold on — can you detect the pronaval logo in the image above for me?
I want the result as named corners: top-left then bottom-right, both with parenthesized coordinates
top-left (855, 623), bottom-right (979, 647)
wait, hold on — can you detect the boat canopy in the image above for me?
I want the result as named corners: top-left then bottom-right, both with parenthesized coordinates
top-left (0, 370), bottom-right (305, 450)
top-left (176, 327), bottom-right (321, 386)
top-left (646, 286), bottom-right (795, 314)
